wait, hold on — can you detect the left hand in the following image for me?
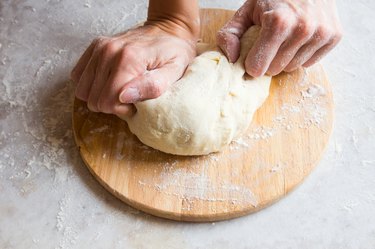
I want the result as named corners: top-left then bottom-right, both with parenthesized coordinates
top-left (71, 25), bottom-right (196, 117)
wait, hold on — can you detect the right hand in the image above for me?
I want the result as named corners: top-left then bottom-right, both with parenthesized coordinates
top-left (217, 0), bottom-right (343, 77)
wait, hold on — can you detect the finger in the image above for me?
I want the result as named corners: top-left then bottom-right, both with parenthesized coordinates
top-left (75, 52), bottom-right (99, 102)
top-left (217, 1), bottom-right (253, 63)
top-left (216, 32), bottom-right (241, 63)
top-left (302, 44), bottom-right (333, 68)
top-left (267, 23), bottom-right (315, 75)
top-left (96, 46), bottom-right (146, 113)
top-left (71, 38), bottom-right (99, 83)
top-left (284, 30), bottom-right (331, 72)
top-left (119, 61), bottom-right (185, 104)
top-left (245, 10), bottom-right (291, 77)
top-left (303, 34), bottom-right (342, 67)
top-left (113, 103), bottom-right (136, 118)
top-left (87, 42), bottom-right (122, 112)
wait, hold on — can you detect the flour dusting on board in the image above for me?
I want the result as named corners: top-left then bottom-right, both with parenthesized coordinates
top-left (138, 165), bottom-right (258, 209)
top-left (242, 67), bottom-right (330, 144)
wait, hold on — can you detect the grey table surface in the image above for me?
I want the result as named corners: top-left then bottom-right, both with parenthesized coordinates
top-left (1, 0), bottom-right (374, 248)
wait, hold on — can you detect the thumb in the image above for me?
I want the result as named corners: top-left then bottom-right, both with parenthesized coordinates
top-left (118, 62), bottom-right (185, 104)
top-left (217, 1), bottom-right (254, 63)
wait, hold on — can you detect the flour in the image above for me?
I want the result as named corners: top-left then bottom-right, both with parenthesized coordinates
top-left (232, 137), bottom-right (250, 148)
top-left (334, 141), bottom-right (343, 154)
top-left (56, 197), bottom-right (68, 232)
top-left (34, 59), bottom-right (52, 78)
top-left (361, 160), bottom-right (375, 166)
top-left (138, 167), bottom-right (259, 207)
top-left (84, 2), bottom-right (92, 8)
top-left (204, 153), bottom-right (220, 162)
top-left (56, 195), bottom-right (79, 249)
top-left (249, 126), bottom-right (275, 140)
top-left (281, 103), bottom-right (301, 113)
top-left (90, 125), bottom-right (109, 133)
top-left (301, 84), bottom-right (326, 99)
top-left (276, 71), bottom-right (328, 131)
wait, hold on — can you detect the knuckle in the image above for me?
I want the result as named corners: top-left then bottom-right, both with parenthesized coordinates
top-left (93, 36), bottom-right (108, 47)
top-left (102, 42), bottom-right (118, 56)
top-left (121, 45), bottom-right (137, 60)
top-left (106, 41), bottom-right (118, 52)
top-left (315, 26), bottom-right (331, 41)
top-left (264, 10), bottom-right (290, 32)
top-left (297, 20), bottom-right (315, 38)
top-left (332, 28), bottom-right (344, 44)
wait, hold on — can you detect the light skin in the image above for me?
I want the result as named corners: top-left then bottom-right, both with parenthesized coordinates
top-left (217, 0), bottom-right (343, 77)
top-left (71, 0), bottom-right (342, 117)
top-left (71, 0), bottom-right (199, 116)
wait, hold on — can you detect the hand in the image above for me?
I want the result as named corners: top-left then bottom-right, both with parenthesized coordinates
top-left (71, 24), bottom-right (196, 117)
top-left (217, 0), bottom-right (343, 77)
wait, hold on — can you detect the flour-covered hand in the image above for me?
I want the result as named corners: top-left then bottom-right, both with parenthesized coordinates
top-left (71, 25), bottom-right (195, 117)
top-left (217, 0), bottom-right (343, 77)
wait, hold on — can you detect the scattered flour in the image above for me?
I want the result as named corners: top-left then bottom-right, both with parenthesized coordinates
top-left (90, 125), bottom-right (109, 133)
top-left (301, 84), bottom-right (326, 99)
top-left (232, 137), bottom-right (249, 147)
top-left (361, 160), bottom-right (375, 166)
top-left (84, 2), bottom-right (92, 8)
top-left (138, 166), bottom-right (258, 208)
top-left (249, 126), bottom-right (274, 140)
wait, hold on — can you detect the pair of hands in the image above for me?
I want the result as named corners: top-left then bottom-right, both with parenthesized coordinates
top-left (71, 0), bottom-right (343, 117)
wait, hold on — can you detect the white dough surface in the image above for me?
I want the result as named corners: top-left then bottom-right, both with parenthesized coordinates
top-left (124, 26), bottom-right (271, 155)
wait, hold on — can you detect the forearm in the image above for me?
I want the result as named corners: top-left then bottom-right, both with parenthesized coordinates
top-left (146, 0), bottom-right (200, 40)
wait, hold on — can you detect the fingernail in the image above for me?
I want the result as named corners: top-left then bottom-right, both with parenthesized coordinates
top-left (119, 87), bottom-right (140, 103)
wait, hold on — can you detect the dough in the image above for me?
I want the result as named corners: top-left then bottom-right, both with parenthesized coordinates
top-left (122, 26), bottom-right (271, 155)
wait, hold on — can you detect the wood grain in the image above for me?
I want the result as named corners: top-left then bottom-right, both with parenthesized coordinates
top-left (72, 9), bottom-right (334, 222)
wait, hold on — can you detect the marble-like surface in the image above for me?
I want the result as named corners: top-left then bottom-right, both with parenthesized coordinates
top-left (1, 0), bottom-right (374, 248)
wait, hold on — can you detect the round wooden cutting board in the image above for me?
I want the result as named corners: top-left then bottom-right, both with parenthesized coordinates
top-left (72, 9), bottom-right (334, 222)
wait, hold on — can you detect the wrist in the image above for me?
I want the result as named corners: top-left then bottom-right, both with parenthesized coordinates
top-left (146, 0), bottom-right (200, 41)
top-left (145, 17), bottom-right (200, 41)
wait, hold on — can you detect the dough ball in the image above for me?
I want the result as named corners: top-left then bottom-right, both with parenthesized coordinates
top-left (121, 26), bottom-right (271, 155)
